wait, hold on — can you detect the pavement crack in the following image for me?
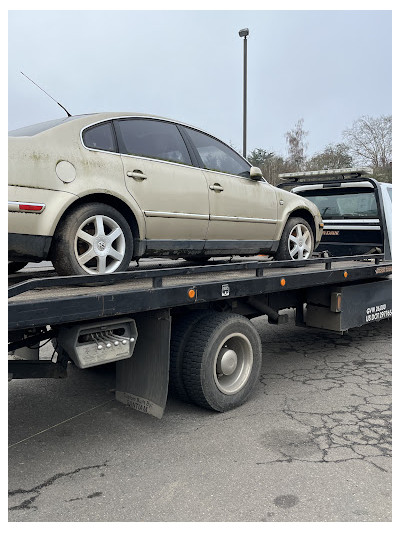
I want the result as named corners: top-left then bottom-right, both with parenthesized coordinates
top-left (8, 462), bottom-right (108, 512)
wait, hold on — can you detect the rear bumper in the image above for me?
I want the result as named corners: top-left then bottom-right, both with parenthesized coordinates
top-left (8, 233), bottom-right (52, 261)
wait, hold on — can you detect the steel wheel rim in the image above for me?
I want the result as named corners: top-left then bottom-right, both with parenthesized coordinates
top-left (288, 223), bottom-right (312, 260)
top-left (74, 214), bottom-right (126, 274)
top-left (213, 333), bottom-right (253, 395)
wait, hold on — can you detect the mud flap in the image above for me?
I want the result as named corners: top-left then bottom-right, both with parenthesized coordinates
top-left (115, 309), bottom-right (171, 418)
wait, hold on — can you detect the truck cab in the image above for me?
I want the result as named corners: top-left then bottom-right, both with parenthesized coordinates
top-left (278, 168), bottom-right (392, 261)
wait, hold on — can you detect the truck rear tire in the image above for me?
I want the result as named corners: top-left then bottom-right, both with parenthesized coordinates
top-left (181, 312), bottom-right (262, 412)
top-left (169, 311), bottom-right (209, 402)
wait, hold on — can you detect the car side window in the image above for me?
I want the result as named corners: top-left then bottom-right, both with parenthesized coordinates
top-left (82, 122), bottom-right (117, 152)
top-left (183, 127), bottom-right (250, 177)
top-left (115, 119), bottom-right (192, 166)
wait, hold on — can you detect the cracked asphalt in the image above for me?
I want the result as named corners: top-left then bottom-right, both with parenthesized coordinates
top-left (8, 313), bottom-right (391, 522)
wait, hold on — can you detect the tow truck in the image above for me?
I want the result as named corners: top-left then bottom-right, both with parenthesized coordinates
top-left (277, 167), bottom-right (392, 259)
top-left (8, 169), bottom-right (392, 419)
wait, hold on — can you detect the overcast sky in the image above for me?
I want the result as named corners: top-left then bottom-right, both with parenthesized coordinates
top-left (8, 9), bottom-right (392, 158)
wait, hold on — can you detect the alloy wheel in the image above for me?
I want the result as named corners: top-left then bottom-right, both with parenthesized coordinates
top-left (74, 214), bottom-right (126, 274)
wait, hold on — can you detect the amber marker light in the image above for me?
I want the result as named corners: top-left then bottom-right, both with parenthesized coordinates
top-left (344, 271), bottom-right (348, 278)
top-left (188, 289), bottom-right (196, 299)
top-left (280, 278), bottom-right (286, 287)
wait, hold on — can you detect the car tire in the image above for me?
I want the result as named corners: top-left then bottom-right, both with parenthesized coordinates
top-left (181, 312), bottom-right (262, 412)
top-left (275, 217), bottom-right (314, 261)
top-left (52, 203), bottom-right (133, 276)
top-left (8, 261), bottom-right (28, 274)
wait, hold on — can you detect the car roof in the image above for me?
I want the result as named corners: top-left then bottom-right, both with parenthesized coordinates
top-left (8, 112), bottom-right (198, 137)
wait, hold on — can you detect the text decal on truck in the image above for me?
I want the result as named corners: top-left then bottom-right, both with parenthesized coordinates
top-left (366, 304), bottom-right (392, 323)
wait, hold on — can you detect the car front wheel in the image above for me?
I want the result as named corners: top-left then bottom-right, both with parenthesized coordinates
top-left (275, 217), bottom-right (314, 261)
top-left (52, 203), bottom-right (133, 276)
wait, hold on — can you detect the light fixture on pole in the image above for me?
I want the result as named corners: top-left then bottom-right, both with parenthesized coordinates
top-left (238, 28), bottom-right (249, 159)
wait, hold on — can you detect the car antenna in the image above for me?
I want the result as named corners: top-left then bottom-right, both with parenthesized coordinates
top-left (20, 71), bottom-right (72, 117)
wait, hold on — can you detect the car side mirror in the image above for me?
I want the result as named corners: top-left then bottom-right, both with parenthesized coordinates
top-left (250, 166), bottom-right (263, 181)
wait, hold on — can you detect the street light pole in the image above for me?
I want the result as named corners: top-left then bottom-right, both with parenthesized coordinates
top-left (239, 28), bottom-right (249, 159)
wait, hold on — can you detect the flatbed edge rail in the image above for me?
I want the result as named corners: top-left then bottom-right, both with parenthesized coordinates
top-left (8, 256), bottom-right (392, 331)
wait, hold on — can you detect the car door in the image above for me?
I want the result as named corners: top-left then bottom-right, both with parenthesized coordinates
top-left (114, 118), bottom-right (209, 250)
top-left (181, 127), bottom-right (277, 249)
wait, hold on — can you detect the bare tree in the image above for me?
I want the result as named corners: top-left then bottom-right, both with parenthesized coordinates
top-left (285, 118), bottom-right (309, 171)
top-left (247, 148), bottom-right (292, 185)
top-left (306, 143), bottom-right (353, 171)
top-left (342, 115), bottom-right (392, 168)
top-left (261, 155), bottom-right (293, 186)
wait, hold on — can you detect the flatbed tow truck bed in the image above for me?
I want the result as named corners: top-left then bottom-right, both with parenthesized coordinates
top-left (8, 255), bottom-right (392, 418)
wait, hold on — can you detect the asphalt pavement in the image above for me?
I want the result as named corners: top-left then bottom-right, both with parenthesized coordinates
top-left (8, 310), bottom-right (392, 522)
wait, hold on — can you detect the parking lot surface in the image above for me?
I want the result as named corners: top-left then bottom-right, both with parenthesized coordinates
top-left (8, 311), bottom-right (391, 522)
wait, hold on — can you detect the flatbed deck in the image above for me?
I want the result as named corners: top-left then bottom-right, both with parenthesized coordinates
top-left (8, 255), bottom-right (392, 331)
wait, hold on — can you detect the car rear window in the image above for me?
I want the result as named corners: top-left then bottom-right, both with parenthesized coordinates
top-left (299, 188), bottom-right (379, 219)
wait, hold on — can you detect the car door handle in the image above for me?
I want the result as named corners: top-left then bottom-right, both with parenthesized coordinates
top-left (127, 170), bottom-right (147, 180)
top-left (209, 184), bottom-right (224, 192)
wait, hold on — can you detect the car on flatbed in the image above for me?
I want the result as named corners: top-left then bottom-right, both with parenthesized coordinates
top-left (8, 112), bottom-right (323, 276)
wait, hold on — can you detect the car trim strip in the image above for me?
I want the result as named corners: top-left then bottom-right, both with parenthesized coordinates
top-left (144, 210), bottom-right (209, 220)
top-left (144, 211), bottom-right (277, 224)
top-left (210, 215), bottom-right (277, 224)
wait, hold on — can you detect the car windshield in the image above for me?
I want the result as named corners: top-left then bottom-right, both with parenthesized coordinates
top-left (298, 188), bottom-right (379, 219)
top-left (8, 116), bottom-right (83, 137)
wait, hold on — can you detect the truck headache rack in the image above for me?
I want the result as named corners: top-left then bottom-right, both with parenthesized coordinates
top-left (278, 167), bottom-right (374, 183)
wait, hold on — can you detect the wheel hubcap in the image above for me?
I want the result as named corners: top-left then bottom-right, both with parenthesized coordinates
top-left (217, 348), bottom-right (238, 376)
top-left (214, 334), bottom-right (253, 395)
top-left (288, 223), bottom-right (312, 260)
top-left (74, 214), bottom-right (126, 274)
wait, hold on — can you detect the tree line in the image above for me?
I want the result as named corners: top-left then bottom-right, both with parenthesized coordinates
top-left (247, 114), bottom-right (392, 185)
